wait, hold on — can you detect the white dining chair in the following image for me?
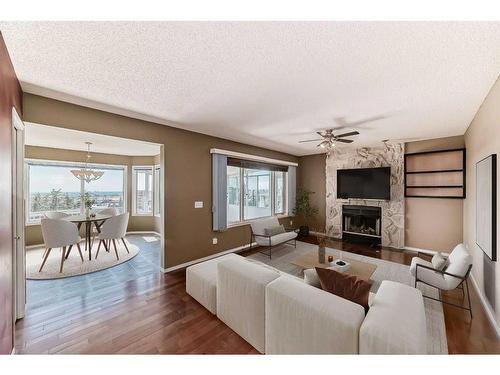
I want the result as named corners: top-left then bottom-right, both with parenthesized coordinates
top-left (40, 218), bottom-right (84, 273)
top-left (95, 212), bottom-right (130, 261)
top-left (91, 207), bottom-right (118, 247)
top-left (44, 211), bottom-right (70, 219)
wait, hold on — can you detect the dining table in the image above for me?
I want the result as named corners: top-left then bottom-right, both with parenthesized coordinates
top-left (64, 213), bottom-right (113, 260)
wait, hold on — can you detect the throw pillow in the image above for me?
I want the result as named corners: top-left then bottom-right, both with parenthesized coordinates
top-left (264, 225), bottom-right (286, 236)
top-left (431, 253), bottom-right (448, 271)
top-left (303, 268), bottom-right (321, 288)
top-left (315, 267), bottom-right (371, 313)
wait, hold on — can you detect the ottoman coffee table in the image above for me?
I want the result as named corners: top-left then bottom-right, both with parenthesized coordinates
top-left (291, 249), bottom-right (377, 281)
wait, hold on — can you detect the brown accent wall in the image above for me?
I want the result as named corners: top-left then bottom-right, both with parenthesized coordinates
top-left (296, 153), bottom-right (326, 233)
top-left (23, 94), bottom-right (298, 268)
top-left (404, 136), bottom-right (465, 251)
top-left (464, 75), bottom-right (500, 328)
top-left (24, 145), bottom-right (159, 246)
top-left (0, 33), bottom-right (22, 354)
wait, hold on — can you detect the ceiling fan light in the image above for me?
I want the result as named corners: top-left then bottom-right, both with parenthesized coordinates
top-left (318, 140), bottom-right (329, 148)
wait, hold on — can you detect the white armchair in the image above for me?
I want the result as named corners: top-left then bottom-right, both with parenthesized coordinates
top-left (249, 217), bottom-right (297, 259)
top-left (410, 243), bottom-right (473, 318)
top-left (96, 213), bottom-right (130, 260)
top-left (40, 218), bottom-right (84, 273)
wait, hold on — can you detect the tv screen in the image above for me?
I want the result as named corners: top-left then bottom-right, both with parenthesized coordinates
top-left (337, 167), bottom-right (391, 200)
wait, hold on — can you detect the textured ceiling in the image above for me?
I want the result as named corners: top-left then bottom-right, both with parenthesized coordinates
top-left (25, 122), bottom-right (161, 156)
top-left (2, 22), bottom-right (500, 156)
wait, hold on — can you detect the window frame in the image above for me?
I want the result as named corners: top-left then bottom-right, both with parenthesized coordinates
top-left (132, 165), bottom-right (154, 216)
top-left (227, 166), bottom-right (289, 227)
top-left (153, 164), bottom-right (161, 217)
top-left (25, 159), bottom-right (127, 226)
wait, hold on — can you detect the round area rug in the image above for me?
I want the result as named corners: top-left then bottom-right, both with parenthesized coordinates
top-left (26, 241), bottom-right (140, 280)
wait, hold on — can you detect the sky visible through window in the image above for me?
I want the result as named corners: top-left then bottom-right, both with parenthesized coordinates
top-left (30, 165), bottom-right (123, 193)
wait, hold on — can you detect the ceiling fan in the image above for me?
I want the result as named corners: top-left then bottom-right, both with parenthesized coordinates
top-left (299, 129), bottom-right (360, 150)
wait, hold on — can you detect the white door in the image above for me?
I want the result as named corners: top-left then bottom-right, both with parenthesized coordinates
top-left (12, 108), bottom-right (25, 320)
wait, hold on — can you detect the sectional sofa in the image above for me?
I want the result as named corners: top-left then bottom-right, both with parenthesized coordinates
top-left (186, 253), bottom-right (427, 354)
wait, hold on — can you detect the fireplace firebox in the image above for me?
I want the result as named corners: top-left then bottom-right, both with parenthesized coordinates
top-left (342, 205), bottom-right (382, 246)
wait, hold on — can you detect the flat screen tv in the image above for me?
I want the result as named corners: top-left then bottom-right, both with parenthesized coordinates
top-left (337, 167), bottom-right (391, 200)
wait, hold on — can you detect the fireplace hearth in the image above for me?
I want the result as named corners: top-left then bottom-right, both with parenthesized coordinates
top-left (342, 205), bottom-right (382, 246)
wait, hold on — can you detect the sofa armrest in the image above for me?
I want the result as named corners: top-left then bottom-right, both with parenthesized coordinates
top-left (360, 280), bottom-right (427, 354)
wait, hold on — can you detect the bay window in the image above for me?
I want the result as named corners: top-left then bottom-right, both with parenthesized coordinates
top-left (133, 166), bottom-right (153, 215)
top-left (26, 160), bottom-right (126, 224)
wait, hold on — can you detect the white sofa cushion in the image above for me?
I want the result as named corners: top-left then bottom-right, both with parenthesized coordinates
top-left (431, 253), bottom-right (448, 270)
top-left (255, 230), bottom-right (297, 247)
top-left (410, 257), bottom-right (449, 290)
top-left (216, 256), bottom-right (280, 353)
top-left (265, 275), bottom-right (365, 354)
top-left (303, 268), bottom-right (321, 288)
top-left (444, 244), bottom-right (472, 290)
top-left (185, 253), bottom-right (239, 314)
top-left (359, 280), bottom-right (427, 354)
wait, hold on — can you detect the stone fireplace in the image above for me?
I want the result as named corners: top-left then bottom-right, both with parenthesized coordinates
top-left (342, 205), bottom-right (382, 246)
top-left (326, 143), bottom-right (405, 249)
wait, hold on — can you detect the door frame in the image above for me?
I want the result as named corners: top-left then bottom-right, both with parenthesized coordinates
top-left (11, 107), bottom-right (25, 321)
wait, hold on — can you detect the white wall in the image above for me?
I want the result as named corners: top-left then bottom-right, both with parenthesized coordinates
top-left (464, 75), bottom-right (500, 328)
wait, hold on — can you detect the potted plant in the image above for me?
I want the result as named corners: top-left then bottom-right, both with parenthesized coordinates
top-left (293, 189), bottom-right (318, 237)
top-left (82, 192), bottom-right (95, 218)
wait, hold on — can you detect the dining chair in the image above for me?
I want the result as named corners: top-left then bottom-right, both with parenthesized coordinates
top-left (91, 207), bottom-right (118, 248)
top-left (44, 211), bottom-right (70, 219)
top-left (95, 212), bottom-right (130, 261)
top-left (40, 218), bottom-right (84, 273)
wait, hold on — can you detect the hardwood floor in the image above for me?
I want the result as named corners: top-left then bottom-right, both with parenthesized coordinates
top-left (15, 235), bottom-right (500, 354)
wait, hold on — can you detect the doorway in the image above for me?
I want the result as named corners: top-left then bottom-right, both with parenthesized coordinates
top-left (12, 107), bottom-right (25, 321)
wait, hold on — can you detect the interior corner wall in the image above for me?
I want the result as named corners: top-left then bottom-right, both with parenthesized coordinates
top-left (404, 136), bottom-right (465, 251)
top-left (24, 146), bottom-right (158, 246)
top-left (296, 153), bottom-right (327, 233)
top-left (463, 75), bottom-right (500, 328)
top-left (0, 32), bottom-right (22, 354)
top-left (22, 94), bottom-right (298, 268)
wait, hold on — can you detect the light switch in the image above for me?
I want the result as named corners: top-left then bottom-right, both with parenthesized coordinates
top-left (212, 238), bottom-right (218, 245)
top-left (194, 201), bottom-right (203, 208)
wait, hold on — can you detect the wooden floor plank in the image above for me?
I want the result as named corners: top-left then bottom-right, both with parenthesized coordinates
top-left (15, 235), bottom-right (500, 354)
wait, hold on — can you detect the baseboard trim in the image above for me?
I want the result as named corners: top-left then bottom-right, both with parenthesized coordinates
top-left (403, 246), bottom-right (443, 256)
top-left (26, 231), bottom-right (161, 250)
top-left (162, 242), bottom-right (257, 273)
top-left (126, 231), bottom-right (161, 236)
top-left (470, 273), bottom-right (500, 337)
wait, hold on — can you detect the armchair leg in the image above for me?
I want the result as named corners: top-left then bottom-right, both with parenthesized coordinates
top-left (112, 239), bottom-right (119, 260)
top-left (60, 246), bottom-right (66, 273)
top-left (39, 248), bottom-right (52, 272)
top-left (465, 278), bottom-right (473, 319)
top-left (76, 243), bottom-right (84, 263)
top-left (121, 238), bottom-right (130, 254)
top-left (65, 244), bottom-right (73, 260)
top-left (96, 240), bottom-right (103, 259)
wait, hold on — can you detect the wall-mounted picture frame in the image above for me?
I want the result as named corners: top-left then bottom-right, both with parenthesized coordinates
top-left (476, 154), bottom-right (497, 261)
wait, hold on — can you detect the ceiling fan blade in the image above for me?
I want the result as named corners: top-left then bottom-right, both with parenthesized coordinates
top-left (298, 139), bottom-right (323, 143)
top-left (335, 131), bottom-right (360, 138)
top-left (335, 138), bottom-right (354, 143)
top-left (316, 131), bottom-right (326, 137)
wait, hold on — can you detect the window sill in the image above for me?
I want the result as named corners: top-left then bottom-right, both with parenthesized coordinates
top-left (227, 214), bottom-right (292, 229)
top-left (132, 213), bottom-right (154, 217)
